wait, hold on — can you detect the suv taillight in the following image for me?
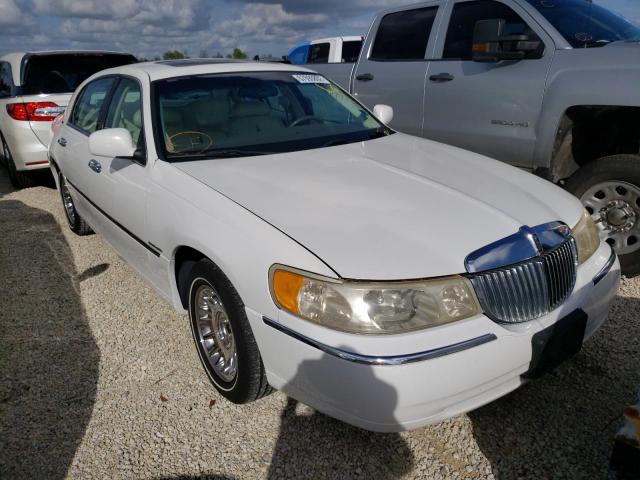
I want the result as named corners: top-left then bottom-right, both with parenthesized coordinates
top-left (6, 102), bottom-right (65, 122)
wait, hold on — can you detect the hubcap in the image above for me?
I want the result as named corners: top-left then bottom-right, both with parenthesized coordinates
top-left (194, 284), bottom-right (237, 382)
top-left (60, 178), bottom-right (76, 224)
top-left (581, 180), bottom-right (640, 255)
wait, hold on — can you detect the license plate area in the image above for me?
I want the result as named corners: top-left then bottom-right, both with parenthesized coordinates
top-left (522, 309), bottom-right (588, 380)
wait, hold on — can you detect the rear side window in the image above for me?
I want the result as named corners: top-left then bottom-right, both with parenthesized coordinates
top-left (70, 77), bottom-right (116, 134)
top-left (21, 54), bottom-right (136, 95)
top-left (308, 43), bottom-right (330, 63)
top-left (341, 40), bottom-right (363, 63)
top-left (443, 0), bottom-right (542, 60)
top-left (0, 62), bottom-right (12, 98)
top-left (370, 7), bottom-right (439, 60)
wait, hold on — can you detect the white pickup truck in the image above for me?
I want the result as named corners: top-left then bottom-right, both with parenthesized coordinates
top-left (308, 0), bottom-right (640, 275)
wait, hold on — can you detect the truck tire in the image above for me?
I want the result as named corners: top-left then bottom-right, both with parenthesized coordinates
top-left (1, 132), bottom-right (36, 189)
top-left (565, 154), bottom-right (640, 276)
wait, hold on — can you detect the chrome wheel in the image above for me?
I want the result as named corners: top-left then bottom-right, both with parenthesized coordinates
top-left (581, 180), bottom-right (640, 255)
top-left (60, 177), bottom-right (76, 225)
top-left (194, 284), bottom-right (237, 383)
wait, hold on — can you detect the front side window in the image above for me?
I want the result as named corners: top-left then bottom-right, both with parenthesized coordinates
top-left (0, 62), bottom-right (12, 97)
top-left (342, 40), bottom-right (363, 63)
top-left (155, 72), bottom-right (389, 160)
top-left (524, 0), bottom-right (640, 48)
top-left (308, 43), bottom-right (330, 63)
top-left (70, 77), bottom-right (116, 134)
top-left (370, 7), bottom-right (439, 60)
top-left (444, 0), bottom-right (543, 60)
top-left (104, 78), bottom-right (143, 146)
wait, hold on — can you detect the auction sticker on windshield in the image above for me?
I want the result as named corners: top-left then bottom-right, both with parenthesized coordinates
top-left (292, 74), bottom-right (330, 84)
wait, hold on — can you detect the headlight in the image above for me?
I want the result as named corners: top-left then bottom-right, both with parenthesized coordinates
top-left (269, 266), bottom-right (482, 334)
top-left (573, 209), bottom-right (600, 264)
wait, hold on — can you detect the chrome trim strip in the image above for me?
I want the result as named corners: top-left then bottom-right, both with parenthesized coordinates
top-left (262, 317), bottom-right (498, 366)
top-left (593, 246), bottom-right (617, 286)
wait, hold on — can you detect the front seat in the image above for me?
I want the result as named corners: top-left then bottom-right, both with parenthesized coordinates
top-left (229, 101), bottom-right (284, 138)
top-left (192, 96), bottom-right (231, 140)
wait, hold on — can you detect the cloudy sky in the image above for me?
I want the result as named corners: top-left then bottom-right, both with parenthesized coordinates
top-left (0, 0), bottom-right (638, 59)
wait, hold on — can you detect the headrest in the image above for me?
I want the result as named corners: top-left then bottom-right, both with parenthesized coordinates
top-left (238, 83), bottom-right (278, 99)
top-left (163, 108), bottom-right (182, 124)
top-left (232, 101), bottom-right (270, 118)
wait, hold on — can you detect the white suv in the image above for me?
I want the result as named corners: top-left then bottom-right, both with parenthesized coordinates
top-left (0, 51), bottom-right (136, 188)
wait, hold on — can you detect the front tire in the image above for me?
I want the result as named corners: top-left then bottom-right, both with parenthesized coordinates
top-left (58, 173), bottom-right (93, 236)
top-left (565, 154), bottom-right (640, 276)
top-left (1, 132), bottom-right (35, 189)
top-left (185, 259), bottom-right (272, 403)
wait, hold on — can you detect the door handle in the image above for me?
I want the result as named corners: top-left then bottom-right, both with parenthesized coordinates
top-left (88, 159), bottom-right (102, 173)
top-left (429, 73), bottom-right (455, 83)
top-left (57, 137), bottom-right (67, 147)
top-left (356, 73), bottom-right (374, 82)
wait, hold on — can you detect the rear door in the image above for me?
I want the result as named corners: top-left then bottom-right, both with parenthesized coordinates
top-left (351, 3), bottom-right (442, 136)
top-left (422, 0), bottom-right (555, 167)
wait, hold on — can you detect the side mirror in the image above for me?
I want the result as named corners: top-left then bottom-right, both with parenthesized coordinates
top-left (472, 19), bottom-right (542, 63)
top-left (89, 128), bottom-right (136, 158)
top-left (373, 104), bottom-right (394, 125)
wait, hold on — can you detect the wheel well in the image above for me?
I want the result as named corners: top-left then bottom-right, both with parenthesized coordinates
top-left (551, 106), bottom-right (640, 181)
top-left (174, 246), bottom-right (207, 308)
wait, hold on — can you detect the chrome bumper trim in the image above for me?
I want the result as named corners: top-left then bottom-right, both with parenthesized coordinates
top-left (593, 246), bottom-right (617, 286)
top-left (262, 317), bottom-right (497, 366)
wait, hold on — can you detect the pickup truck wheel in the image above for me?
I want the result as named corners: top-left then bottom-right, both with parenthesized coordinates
top-left (58, 173), bottom-right (93, 236)
top-left (565, 154), bottom-right (640, 276)
top-left (1, 132), bottom-right (36, 189)
top-left (186, 259), bottom-right (272, 403)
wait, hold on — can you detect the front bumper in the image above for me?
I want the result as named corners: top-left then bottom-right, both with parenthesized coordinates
top-left (250, 241), bottom-right (620, 432)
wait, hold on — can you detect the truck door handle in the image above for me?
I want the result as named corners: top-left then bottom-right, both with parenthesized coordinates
top-left (88, 159), bottom-right (102, 173)
top-left (57, 137), bottom-right (67, 147)
top-left (356, 73), bottom-right (374, 82)
top-left (429, 73), bottom-right (455, 83)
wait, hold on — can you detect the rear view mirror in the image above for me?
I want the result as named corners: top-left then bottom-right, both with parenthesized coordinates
top-left (472, 19), bottom-right (543, 63)
top-left (89, 128), bottom-right (136, 158)
top-left (373, 104), bottom-right (394, 125)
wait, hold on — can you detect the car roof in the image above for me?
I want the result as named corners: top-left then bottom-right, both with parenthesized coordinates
top-left (310, 36), bottom-right (363, 44)
top-left (96, 59), bottom-right (316, 82)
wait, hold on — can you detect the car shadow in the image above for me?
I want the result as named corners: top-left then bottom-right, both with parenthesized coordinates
top-left (0, 195), bottom-right (100, 479)
top-left (267, 351), bottom-right (415, 479)
top-left (469, 292), bottom-right (640, 479)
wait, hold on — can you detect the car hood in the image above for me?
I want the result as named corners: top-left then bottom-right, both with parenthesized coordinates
top-left (174, 134), bottom-right (583, 280)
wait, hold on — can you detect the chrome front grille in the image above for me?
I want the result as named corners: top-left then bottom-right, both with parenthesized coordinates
top-left (469, 237), bottom-right (578, 323)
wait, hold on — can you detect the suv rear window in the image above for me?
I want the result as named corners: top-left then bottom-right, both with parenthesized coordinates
top-left (21, 54), bottom-right (137, 95)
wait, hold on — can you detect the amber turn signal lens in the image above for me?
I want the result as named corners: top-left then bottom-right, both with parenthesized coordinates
top-left (272, 270), bottom-right (305, 314)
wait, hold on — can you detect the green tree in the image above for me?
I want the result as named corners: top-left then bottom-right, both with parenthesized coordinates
top-left (199, 50), bottom-right (209, 58)
top-left (162, 50), bottom-right (187, 60)
top-left (213, 52), bottom-right (224, 58)
top-left (231, 48), bottom-right (248, 59)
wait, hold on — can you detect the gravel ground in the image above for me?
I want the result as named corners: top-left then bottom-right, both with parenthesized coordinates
top-left (1, 165), bottom-right (639, 480)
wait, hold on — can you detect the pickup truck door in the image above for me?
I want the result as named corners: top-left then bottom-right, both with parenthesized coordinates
top-left (423, 0), bottom-right (555, 168)
top-left (352, 4), bottom-right (442, 136)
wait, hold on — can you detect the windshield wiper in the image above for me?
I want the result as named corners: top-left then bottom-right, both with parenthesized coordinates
top-left (169, 148), bottom-right (273, 160)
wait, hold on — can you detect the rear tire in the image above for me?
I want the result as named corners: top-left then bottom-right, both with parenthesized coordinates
top-left (184, 258), bottom-right (272, 403)
top-left (1, 132), bottom-right (36, 189)
top-left (58, 173), bottom-right (93, 236)
top-left (565, 154), bottom-right (640, 276)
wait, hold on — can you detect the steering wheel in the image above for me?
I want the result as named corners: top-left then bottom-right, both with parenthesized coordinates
top-left (288, 116), bottom-right (323, 128)
top-left (168, 131), bottom-right (213, 154)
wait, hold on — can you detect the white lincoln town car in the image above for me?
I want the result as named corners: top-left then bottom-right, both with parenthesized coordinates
top-left (49, 59), bottom-right (620, 432)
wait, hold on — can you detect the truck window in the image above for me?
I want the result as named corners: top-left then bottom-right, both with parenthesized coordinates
top-left (443, 0), bottom-right (542, 60)
top-left (341, 40), bottom-right (363, 63)
top-left (308, 43), bottom-right (330, 64)
top-left (0, 62), bottom-right (12, 98)
top-left (370, 7), bottom-right (439, 61)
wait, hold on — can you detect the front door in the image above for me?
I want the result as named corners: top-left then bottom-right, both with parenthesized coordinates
top-left (423, 0), bottom-right (555, 168)
top-left (352, 4), bottom-right (441, 136)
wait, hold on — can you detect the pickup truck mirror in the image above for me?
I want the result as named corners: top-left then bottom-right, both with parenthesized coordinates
top-left (373, 104), bottom-right (394, 125)
top-left (472, 19), bottom-right (543, 63)
top-left (89, 128), bottom-right (137, 159)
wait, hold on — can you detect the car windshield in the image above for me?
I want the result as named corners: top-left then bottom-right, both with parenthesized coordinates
top-left (154, 71), bottom-right (390, 160)
top-left (22, 53), bottom-right (137, 95)
top-left (524, 0), bottom-right (640, 48)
